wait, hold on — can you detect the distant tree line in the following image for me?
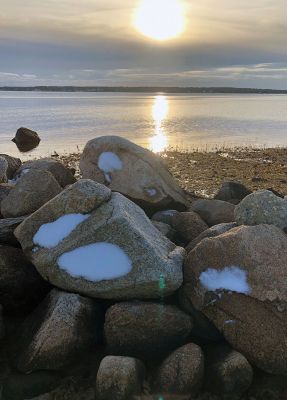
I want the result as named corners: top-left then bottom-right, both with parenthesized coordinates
top-left (0, 86), bottom-right (287, 94)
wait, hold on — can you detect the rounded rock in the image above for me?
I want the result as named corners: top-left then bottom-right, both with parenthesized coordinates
top-left (96, 356), bottom-right (145, 400)
top-left (153, 343), bottom-right (204, 395)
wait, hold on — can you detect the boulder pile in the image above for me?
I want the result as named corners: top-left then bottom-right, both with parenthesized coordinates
top-left (0, 136), bottom-right (286, 400)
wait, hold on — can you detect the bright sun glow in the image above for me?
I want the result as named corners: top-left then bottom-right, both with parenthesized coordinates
top-left (134, 0), bottom-right (185, 41)
top-left (150, 95), bottom-right (168, 152)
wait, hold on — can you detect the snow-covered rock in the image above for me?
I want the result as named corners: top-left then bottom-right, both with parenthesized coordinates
top-left (96, 356), bottom-right (145, 400)
top-left (182, 224), bottom-right (287, 375)
top-left (1, 169), bottom-right (62, 218)
top-left (15, 179), bottom-right (184, 299)
top-left (80, 136), bottom-right (189, 214)
top-left (235, 189), bottom-right (287, 231)
top-left (16, 289), bottom-right (99, 372)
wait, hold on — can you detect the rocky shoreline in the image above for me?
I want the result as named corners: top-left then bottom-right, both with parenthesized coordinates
top-left (0, 137), bottom-right (287, 400)
top-left (57, 146), bottom-right (287, 199)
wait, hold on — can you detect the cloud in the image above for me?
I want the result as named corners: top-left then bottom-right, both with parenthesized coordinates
top-left (1, 0), bottom-right (287, 88)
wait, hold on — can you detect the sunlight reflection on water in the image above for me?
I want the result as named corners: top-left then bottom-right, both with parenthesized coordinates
top-left (150, 95), bottom-right (168, 152)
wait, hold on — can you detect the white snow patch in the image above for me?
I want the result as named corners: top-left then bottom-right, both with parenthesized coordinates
top-left (33, 213), bottom-right (89, 249)
top-left (21, 168), bottom-right (30, 176)
top-left (199, 266), bottom-right (250, 294)
top-left (162, 210), bottom-right (177, 216)
top-left (58, 242), bottom-right (132, 281)
top-left (224, 320), bottom-right (236, 325)
top-left (98, 152), bottom-right (123, 183)
top-left (146, 188), bottom-right (157, 197)
top-left (8, 168), bottom-right (30, 184)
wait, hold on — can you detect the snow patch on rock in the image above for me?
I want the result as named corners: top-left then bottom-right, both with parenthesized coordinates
top-left (199, 266), bottom-right (250, 294)
top-left (57, 242), bottom-right (132, 281)
top-left (8, 168), bottom-right (30, 185)
top-left (33, 213), bottom-right (89, 249)
top-left (98, 152), bottom-right (123, 183)
top-left (146, 188), bottom-right (157, 197)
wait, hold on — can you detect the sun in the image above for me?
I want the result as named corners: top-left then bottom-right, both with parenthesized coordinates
top-left (134, 0), bottom-right (185, 41)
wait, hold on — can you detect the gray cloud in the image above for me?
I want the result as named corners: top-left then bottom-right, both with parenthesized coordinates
top-left (1, 0), bottom-right (287, 88)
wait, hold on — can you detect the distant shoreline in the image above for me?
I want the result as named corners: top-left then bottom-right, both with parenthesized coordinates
top-left (1, 86), bottom-right (287, 94)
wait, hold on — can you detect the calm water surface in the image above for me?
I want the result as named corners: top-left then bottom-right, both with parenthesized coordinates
top-left (0, 92), bottom-right (287, 158)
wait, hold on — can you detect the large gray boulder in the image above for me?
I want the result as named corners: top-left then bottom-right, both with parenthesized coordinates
top-left (153, 343), bottom-right (204, 395)
top-left (0, 156), bottom-right (8, 183)
top-left (1, 169), bottom-right (62, 218)
top-left (16, 289), bottom-right (99, 372)
top-left (15, 158), bottom-right (76, 188)
top-left (80, 136), bottom-right (189, 214)
top-left (0, 244), bottom-right (50, 314)
top-left (96, 356), bottom-right (145, 400)
top-left (182, 224), bottom-right (287, 375)
top-left (235, 189), bottom-right (287, 231)
top-left (15, 180), bottom-right (184, 300)
top-left (104, 302), bottom-right (193, 359)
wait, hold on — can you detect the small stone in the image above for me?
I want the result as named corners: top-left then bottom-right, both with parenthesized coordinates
top-left (152, 221), bottom-right (175, 241)
top-left (0, 156), bottom-right (8, 183)
top-left (12, 127), bottom-right (41, 146)
top-left (96, 356), bottom-right (145, 400)
top-left (152, 209), bottom-right (179, 225)
top-left (171, 211), bottom-right (208, 244)
top-left (153, 343), bottom-right (204, 395)
top-left (235, 189), bottom-right (287, 230)
top-left (1, 169), bottom-right (62, 218)
top-left (204, 344), bottom-right (253, 399)
top-left (0, 154), bottom-right (22, 179)
top-left (190, 199), bottom-right (235, 226)
top-left (15, 158), bottom-right (76, 188)
top-left (214, 181), bottom-right (251, 204)
top-left (185, 222), bottom-right (237, 253)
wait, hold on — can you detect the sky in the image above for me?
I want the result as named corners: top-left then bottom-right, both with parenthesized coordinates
top-left (1, 0), bottom-right (287, 88)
